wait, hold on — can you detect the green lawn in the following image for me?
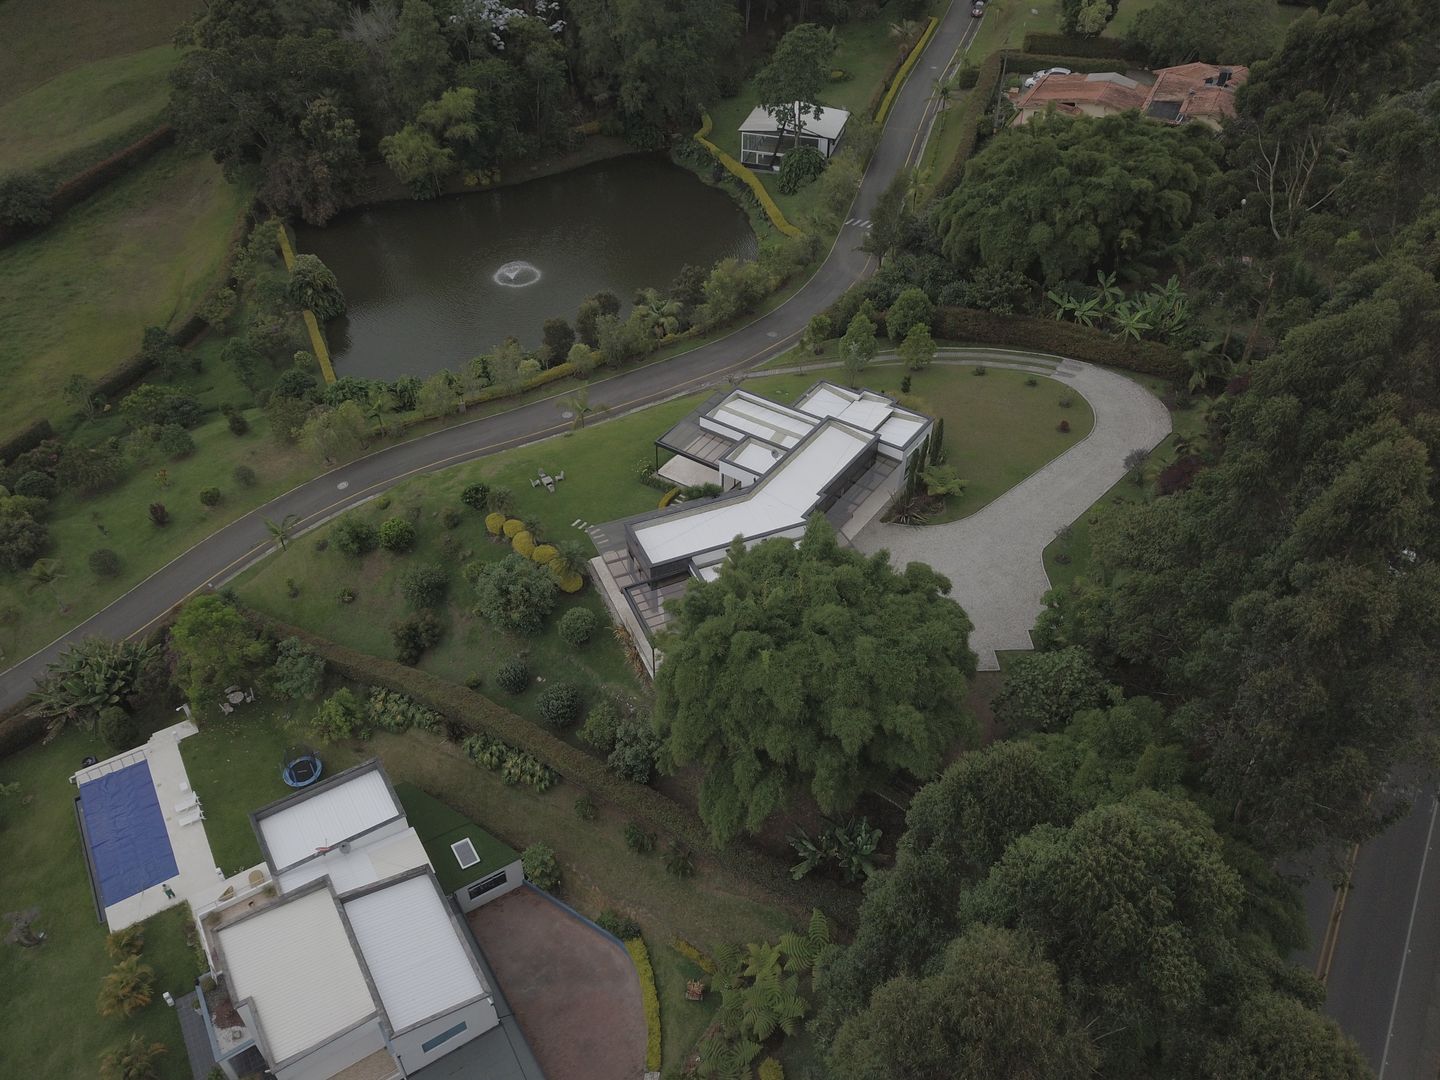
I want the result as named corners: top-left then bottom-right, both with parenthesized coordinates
top-left (744, 362), bottom-right (1095, 522)
top-left (0, 146), bottom-right (247, 435)
top-left (0, 45), bottom-right (182, 176)
top-left (0, 726), bottom-right (204, 1080)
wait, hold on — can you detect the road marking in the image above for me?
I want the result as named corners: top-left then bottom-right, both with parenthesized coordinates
top-left (336, 481), bottom-right (349, 490)
top-left (1379, 792), bottom-right (1440, 1078)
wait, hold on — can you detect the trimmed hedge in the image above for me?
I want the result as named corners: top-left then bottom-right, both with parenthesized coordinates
top-left (875, 16), bottom-right (939, 124)
top-left (693, 114), bottom-right (804, 239)
top-left (242, 609), bottom-right (860, 923)
top-left (670, 937), bottom-right (717, 974)
top-left (1021, 32), bottom-right (1147, 61)
top-left (934, 307), bottom-right (1185, 378)
top-left (627, 937), bottom-right (662, 1073)
top-left (0, 709), bottom-right (48, 761)
top-left (274, 222), bottom-right (337, 385)
top-left (0, 418), bottom-right (55, 467)
top-left (1005, 52), bottom-right (1131, 76)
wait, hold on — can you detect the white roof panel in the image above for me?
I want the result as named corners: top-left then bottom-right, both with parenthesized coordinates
top-left (709, 392), bottom-right (817, 448)
top-left (260, 770), bottom-right (400, 872)
top-left (344, 876), bottom-right (486, 1031)
top-left (218, 888), bottom-right (377, 1062)
top-left (739, 103), bottom-right (850, 141)
top-left (278, 827), bottom-right (431, 895)
top-left (837, 399), bottom-right (894, 431)
top-left (730, 440), bottom-right (784, 475)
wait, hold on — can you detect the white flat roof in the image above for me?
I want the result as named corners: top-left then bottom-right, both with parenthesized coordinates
top-left (739, 103), bottom-right (850, 141)
top-left (344, 875), bottom-right (486, 1032)
top-left (259, 770), bottom-right (400, 872)
top-left (278, 827), bottom-right (431, 895)
top-left (218, 888), bottom-right (377, 1063)
top-left (633, 422), bottom-right (873, 564)
top-left (728, 439), bottom-right (784, 475)
top-left (705, 392), bottom-right (817, 448)
top-left (793, 383), bottom-right (926, 450)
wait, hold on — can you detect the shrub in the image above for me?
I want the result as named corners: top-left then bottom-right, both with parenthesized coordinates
top-left (157, 424), bottom-right (196, 459)
top-left (973, 365), bottom-right (987, 376)
top-left (98, 706), bottom-right (138, 751)
top-left (366, 685), bottom-right (444, 733)
top-left (379, 516), bottom-right (416, 552)
top-left (332, 515), bottom-right (379, 556)
top-left (518, 357), bottom-right (542, 377)
top-left (391, 611), bottom-right (444, 665)
top-left (461, 482), bottom-right (490, 510)
top-left (232, 465), bottom-right (257, 487)
top-left (555, 570), bottom-right (584, 594)
top-left (269, 637), bottom-right (326, 700)
top-left (776, 146), bottom-right (826, 194)
top-left (13, 470), bottom-right (56, 500)
top-left (97, 956), bottom-right (155, 1017)
top-left (1025, 376), bottom-right (1039, 387)
top-left (198, 487), bottom-right (222, 508)
top-left (1157, 454), bottom-right (1203, 496)
top-left (580, 697), bottom-right (623, 750)
top-left (286, 253), bottom-right (347, 320)
top-left (558, 607), bottom-right (598, 647)
top-left (441, 506), bottom-right (462, 529)
top-left (120, 384), bottom-right (203, 429)
top-left (538, 682), bottom-right (582, 728)
top-left (597, 909), bottom-right (641, 940)
top-left (664, 841), bottom-right (696, 879)
top-left (496, 656), bottom-right (530, 694)
top-left (609, 724), bottom-right (660, 784)
top-left (628, 938), bottom-right (663, 1072)
top-left (98, 1034), bottom-right (167, 1080)
top-left (671, 937), bottom-right (717, 973)
top-left (485, 511), bottom-right (506, 535)
top-left (1058, 419), bottom-right (1071, 433)
top-left (992, 646), bottom-right (1114, 732)
top-left (530, 543), bottom-right (557, 564)
top-left (955, 62), bottom-right (979, 89)
top-left (471, 554), bottom-right (558, 634)
top-left (311, 687), bottom-right (366, 741)
top-left (933, 306), bottom-right (1185, 378)
top-left (337, 587), bottom-right (356, 604)
top-left (148, 503), bottom-right (169, 526)
top-left (106, 926), bottom-right (144, 960)
top-left (574, 795), bottom-right (598, 821)
top-left (758, 1060), bottom-right (784, 1080)
top-left (511, 530), bottom-right (535, 558)
top-left (1059, 396), bottom-right (1074, 408)
top-left (400, 564), bottom-right (448, 608)
top-left (624, 822), bottom-right (656, 854)
top-left (522, 842), bottom-right (561, 891)
top-left (502, 517), bottom-right (524, 538)
top-left (465, 672), bottom-right (485, 690)
top-left (0, 171), bottom-right (52, 228)
top-left (89, 548), bottom-right (122, 578)
top-left (886, 287), bottom-right (934, 341)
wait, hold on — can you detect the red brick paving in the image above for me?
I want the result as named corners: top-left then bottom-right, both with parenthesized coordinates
top-left (469, 887), bottom-right (646, 1080)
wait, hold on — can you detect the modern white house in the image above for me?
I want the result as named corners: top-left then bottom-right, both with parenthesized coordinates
top-left (591, 381), bottom-right (932, 672)
top-left (738, 102), bottom-right (850, 170)
top-left (193, 761), bottom-right (535, 1080)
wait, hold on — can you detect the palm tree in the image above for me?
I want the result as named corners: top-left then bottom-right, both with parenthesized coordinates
top-left (547, 541), bottom-right (589, 582)
top-left (563, 389), bottom-right (593, 431)
top-left (26, 558), bottom-right (67, 613)
top-left (264, 513), bottom-right (301, 552)
top-left (365, 388), bottom-right (395, 437)
top-left (98, 1033), bottom-right (166, 1080)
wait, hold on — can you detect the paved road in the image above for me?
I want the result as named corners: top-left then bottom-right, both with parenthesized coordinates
top-left (0, 3), bottom-right (984, 710)
top-left (852, 353), bottom-right (1171, 669)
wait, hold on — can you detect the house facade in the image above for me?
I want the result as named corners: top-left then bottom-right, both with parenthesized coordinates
top-left (738, 103), bottom-right (850, 170)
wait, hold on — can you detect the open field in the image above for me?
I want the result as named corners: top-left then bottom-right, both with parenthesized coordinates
top-left (0, 45), bottom-right (182, 176)
top-left (0, 724), bottom-right (204, 1080)
top-left (0, 146), bottom-right (247, 435)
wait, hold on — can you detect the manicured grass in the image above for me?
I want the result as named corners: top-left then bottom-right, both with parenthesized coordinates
top-left (0, 0), bottom-right (196, 104)
top-left (744, 362), bottom-right (1095, 522)
top-left (233, 395), bottom-right (707, 722)
top-left (1043, 372), bottom-right (1207, 586)
top-left (0, 45), bottom-right (182, 175)
top-left (653, 943), bottom-right (719, 1072)
top-left (0, 726), bottom-right (204, 1080)
top-left (0, 146), bottom-right (248, 434)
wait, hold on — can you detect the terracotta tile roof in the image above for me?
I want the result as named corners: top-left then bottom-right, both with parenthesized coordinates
top-left (1016, 72), bottom-right (1147, 115)
top-left (1143, 64), bottom-right (1247, 124)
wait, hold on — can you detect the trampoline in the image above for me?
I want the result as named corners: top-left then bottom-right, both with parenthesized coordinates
top-left (77, 762), bottom-right (178, 910)
top-left (282, 746), bottom-right (323, 788)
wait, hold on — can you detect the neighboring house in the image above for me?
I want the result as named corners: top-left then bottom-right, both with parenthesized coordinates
top-left (591, 381), bottom-right (932, 673)
top-left (738, 102), bottom-right (850, 170)
top-left (193, 761), bottom-right (535, 1080)
top-left (1011, 71), bottom-right (1146, 125)
top-left (1142, 63), bottom-right (1249, 130)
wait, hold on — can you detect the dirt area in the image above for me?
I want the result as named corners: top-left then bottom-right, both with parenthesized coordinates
top-left (469, 887), bottom-right (646, 1080)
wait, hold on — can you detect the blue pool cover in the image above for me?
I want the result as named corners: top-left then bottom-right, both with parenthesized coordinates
top-left (79, 761), bottom-right (178, 908)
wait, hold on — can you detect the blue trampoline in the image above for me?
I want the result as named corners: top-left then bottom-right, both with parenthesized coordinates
top-left (77, 762), bottom-right (178, 909)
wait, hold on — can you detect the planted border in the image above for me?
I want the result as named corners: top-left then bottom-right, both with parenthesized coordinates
top-left (1021, 32), bottom-right (1147, 61)
top-left (693, 114), bottom-right (804, 239)
top-left (874, 16), bottom-right (939, 125)
top-left (627, 937), bottom-right (663, 1072)
top-left (934, 306), bottom-right (1185, 378)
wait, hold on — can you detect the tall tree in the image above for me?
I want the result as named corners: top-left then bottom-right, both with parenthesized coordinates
top-left (752, 24), bottom-right (834, 155)
top-left (655, 517), bottom-right (977, 844)
top-left (1126, 0), bottom-right (1278, 66)
top-left (170, 595), bottom-right (270, 707)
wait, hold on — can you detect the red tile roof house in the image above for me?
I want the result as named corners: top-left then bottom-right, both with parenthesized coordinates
top-left (1011, 71), bottom-right (1148, 125)
top-left (1142, 63), bottom-right (1250, 130)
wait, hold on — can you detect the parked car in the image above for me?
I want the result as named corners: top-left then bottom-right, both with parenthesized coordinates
top-left (971, 1), bottom-right (985, 15)
top-left (1022, 66), bottom-right (1072, 89)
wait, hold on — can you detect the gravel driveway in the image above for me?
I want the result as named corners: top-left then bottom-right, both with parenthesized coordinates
top-left (853, 358), bottom-right (1171, 670)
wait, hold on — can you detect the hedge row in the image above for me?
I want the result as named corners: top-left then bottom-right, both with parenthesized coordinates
top-left (0, 709), bottom-right (47, 761)
top-left (1021, 32), bottom-right (1147, 61)
top-left (0, 125), bottom-right (177, 250)
top-left (693, 114), bottom-right (804, 239)
top-left (1006, 52), bottom-right (1132, 76)
top-left (932, 49), bottom-right (1006, 198)
top-left (934, 306), bottom-right (1185, 378)
top-left (243, 609), bottom-right (859, 923)
top-left (0, 418), bottom-right (55, 467)
top-left (274, 222), bottom-right (338, 385)
top-left (627, 938), bottom-right (663, 1072)
top-left (872, 16), bottom-right (939, 123)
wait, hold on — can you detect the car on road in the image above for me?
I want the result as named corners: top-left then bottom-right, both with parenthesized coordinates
top-left (971, 1), bottom-right (985, 15)
top-left (1022, 66), bottom-right (1072, 89)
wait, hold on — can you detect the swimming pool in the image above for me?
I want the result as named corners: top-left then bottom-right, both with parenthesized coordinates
top-left (77, 761), bottom-right (178, 909)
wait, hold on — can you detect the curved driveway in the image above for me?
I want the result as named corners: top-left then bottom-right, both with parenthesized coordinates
top-left (0, 3), bottom-right (983, 710)
top-left (852, 355), bottom-right (1172, 670)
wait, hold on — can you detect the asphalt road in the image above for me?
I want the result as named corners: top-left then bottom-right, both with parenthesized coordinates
top-left (0, 3), bottom-right (984, 711)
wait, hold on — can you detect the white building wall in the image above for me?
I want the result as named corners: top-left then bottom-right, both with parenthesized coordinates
top-left (392, 998), bottom-right (499, 1074)
top-left (453, 860), bottom-right (525, 914)
top-left (273, 1018), bottom-right (386, 1080)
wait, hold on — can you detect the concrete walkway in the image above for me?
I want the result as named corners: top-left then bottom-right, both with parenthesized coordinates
top-left (853, 356), bottom-right (1171, 670)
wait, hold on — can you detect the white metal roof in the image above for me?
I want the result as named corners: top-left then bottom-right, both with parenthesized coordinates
top-left (278, 827), bottom-right (431, 895)
top-left (344, 875), bottom-right (486, 1032)
top-left (259, 770), bottom-right (400, 872)
top-left (704, 391), bottom-right (817, 448)
top-left (793, 383), bottom-right (927, 450)
top-left (218, 888), bottom-right (377, 1063)
top-left (728, 439), bottom-right (784, 476)
top-left (739, 103), bottom-right (850, 141)
top-left (633, 422), bottom-right (873, 564)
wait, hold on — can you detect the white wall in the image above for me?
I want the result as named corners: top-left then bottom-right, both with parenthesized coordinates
top-left (274, 1018), bottom-right (386, 1080)
top-left (453, 861), bottom-right (524, 914)
top-left (392, 998), bottom-right (499, 1073)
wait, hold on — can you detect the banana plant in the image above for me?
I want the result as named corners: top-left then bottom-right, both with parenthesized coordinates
top-left (1111, 301), bottom-right (1152, 342)
top-left (1094, 269), bottom-right (1124, 314)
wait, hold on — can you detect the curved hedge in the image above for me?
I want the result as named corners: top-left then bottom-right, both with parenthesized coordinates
top-left (626, 938), bottom-right (662, 1072)
top-left (693, 114), bottom-right (804, 239)
top-left (934, 306), bottom-right (1185, 378)
top-left (875, 16), bottom-right (940, 124)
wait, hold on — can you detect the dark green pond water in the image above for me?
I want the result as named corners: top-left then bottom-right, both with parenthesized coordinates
top-left (296, 155), bottom-right (758, 379)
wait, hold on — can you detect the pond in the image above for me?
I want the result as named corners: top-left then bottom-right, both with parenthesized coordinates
top-left (296, 155), bottom-right (758, 380)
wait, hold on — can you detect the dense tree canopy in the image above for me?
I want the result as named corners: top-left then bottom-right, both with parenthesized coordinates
top-left (1126, 0), bottom-right (1278, 67)
top-left (936, 112), bottom-right (1221, 284)
top-left (655, 517), bottom-right (977, 843)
